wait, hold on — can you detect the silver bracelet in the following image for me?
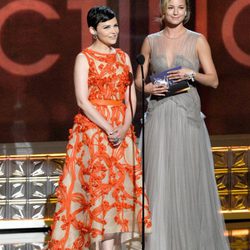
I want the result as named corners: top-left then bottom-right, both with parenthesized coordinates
top-left (185, 71), bottom-right (196, 82)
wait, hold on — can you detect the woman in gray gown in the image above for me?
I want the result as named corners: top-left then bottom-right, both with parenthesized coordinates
top-left (135, 0), bottom-right (230, 249)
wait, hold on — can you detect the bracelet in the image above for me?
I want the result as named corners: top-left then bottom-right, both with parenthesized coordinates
top-left (185, 71), bottom-right (196, 82)
top-left (107, 130), bottom-right (113, 136)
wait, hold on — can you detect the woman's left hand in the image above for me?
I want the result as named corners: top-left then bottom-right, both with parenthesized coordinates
top-left (108, 125), bottom-right (127, 147)
top-left (167, 67), bottom-right (195, 82)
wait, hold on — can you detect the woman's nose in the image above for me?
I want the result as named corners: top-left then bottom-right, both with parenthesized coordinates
top-left (111, 27), bottom-right (118, 33)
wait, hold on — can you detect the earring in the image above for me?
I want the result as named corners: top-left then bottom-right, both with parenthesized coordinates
top-left (92, 32), bottom-right (97, 39)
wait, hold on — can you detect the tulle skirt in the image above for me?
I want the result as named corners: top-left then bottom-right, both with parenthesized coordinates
top-left (143, 92), bottom-right (230, 250)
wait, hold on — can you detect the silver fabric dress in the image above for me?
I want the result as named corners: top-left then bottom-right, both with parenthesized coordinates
top-left (144, 30), bottom-right (230, 250)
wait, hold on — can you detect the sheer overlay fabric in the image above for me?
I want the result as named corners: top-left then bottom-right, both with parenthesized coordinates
top-left (144, 30), bottom-right (230, 250)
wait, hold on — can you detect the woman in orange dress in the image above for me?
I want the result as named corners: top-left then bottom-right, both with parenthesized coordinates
top-left (49, 6), bottom-right (151, 250)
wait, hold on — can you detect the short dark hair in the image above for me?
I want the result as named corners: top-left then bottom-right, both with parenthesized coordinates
top-left (87, 6), bottom-right (116, 30)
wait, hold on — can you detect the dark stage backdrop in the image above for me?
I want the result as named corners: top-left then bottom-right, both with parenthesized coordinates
top-left (0, 0), bottom-right (249, 143)
top-left (196, 0), bottom-right (250, 135)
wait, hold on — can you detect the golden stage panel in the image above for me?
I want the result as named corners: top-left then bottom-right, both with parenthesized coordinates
top-left (0, 146), bottom-right (249, 229)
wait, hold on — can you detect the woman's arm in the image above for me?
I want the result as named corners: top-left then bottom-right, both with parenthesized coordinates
top-left (74, 53), bottom-right (114, 134)
top-left (123, 53), bottom-right (137, 132)
top-left (110, 54), bottom-right (136, 146)
top-left (135, 37), bottom-right (167, 95)
top-left (194, 35), bottom-right (219, 88)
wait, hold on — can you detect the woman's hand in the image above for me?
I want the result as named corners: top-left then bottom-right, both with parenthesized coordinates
top-left (167, 68), bottom-right (195, 82)
top-left (107, 125), bottom-right (127, 147)
top-left (145, 82), bottom-right (168, 96)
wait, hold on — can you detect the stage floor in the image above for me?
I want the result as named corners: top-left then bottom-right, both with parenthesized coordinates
top-left (0, 221), bottom-right (249, 249)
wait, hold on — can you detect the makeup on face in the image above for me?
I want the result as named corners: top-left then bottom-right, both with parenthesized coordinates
top-left (96, 17), bottom-right (119, 46)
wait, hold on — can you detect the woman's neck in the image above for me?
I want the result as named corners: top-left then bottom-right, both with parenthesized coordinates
top-left (162, 25), bottom-right (186, 39)
top-left (89, 41), bottom-right (114, 54)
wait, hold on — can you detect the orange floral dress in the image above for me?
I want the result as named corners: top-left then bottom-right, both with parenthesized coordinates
top-left (48, 48), bottom-right (151, 250)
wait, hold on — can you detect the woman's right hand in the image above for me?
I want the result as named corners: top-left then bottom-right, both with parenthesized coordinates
top-left (107, 127), bottom-right (123, 147)
top-left (145, 82), bottom-right (168, 96)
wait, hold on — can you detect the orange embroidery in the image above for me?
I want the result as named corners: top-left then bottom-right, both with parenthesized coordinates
top-left (49, 49), bottom-right (151, 249)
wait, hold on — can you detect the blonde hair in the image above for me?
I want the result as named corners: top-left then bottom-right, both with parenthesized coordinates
top-left (160, 0), bottom-right (191, 24)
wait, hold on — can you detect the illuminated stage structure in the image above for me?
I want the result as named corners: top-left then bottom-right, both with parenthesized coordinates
top-left (0, 141), bottom-right (250, 250)
top-left (0, 0), bottom-right (249, 249)
top-left (0, 142), bottom-right (250, 225)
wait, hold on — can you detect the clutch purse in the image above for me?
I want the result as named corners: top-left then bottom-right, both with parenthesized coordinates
top-left (150, 66), bottom-right (190, 98)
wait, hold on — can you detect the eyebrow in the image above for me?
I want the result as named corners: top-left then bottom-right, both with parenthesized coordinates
top-left (100, 23), bottom-right (118, 27)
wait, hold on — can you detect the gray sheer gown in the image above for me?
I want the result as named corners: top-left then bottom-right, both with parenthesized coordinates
top-left (144, 30), bottom-right (230, 250)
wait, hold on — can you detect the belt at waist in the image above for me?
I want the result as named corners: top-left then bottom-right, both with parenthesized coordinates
top-left (90, 99), bottom-right (123, 106)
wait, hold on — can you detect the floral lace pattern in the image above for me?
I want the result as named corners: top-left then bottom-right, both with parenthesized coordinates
top-left (48, 49), bottom-right (151, 249)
